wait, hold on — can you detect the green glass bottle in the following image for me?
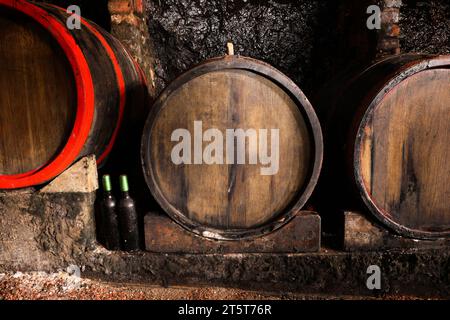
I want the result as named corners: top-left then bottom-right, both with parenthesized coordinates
top-left (118, 175), bottom-right (140, 251)
top-left (100, 175), bottom-right (121, 250)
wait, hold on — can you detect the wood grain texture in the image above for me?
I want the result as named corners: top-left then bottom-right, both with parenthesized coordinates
top-left (316, 54), bottom-right (449, 239)
top-left (0, 1), bottom-right (148, 189)
top-left (151, 70), bottom-right (310, 228)
top-left (359, 68), bottom-right (450, 234)
top-left (142, 56), bottom-right (323, 239)
top-left (0, 8), bottom-right (76, 174)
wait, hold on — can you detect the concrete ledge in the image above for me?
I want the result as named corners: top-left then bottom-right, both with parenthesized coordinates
top-left (81, 246), bottom-right (450, 299)
top-left (144, 211), bottom-right (321, 254)
top-left (1, 245), bottom-right (448, 298)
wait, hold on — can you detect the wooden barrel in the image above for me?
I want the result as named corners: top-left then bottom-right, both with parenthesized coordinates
top-left (141, 55), bottom-right (323, 240)
top-left (318, 54), bottom-right (450, 239)
top-left (0, 0), bottom-right (146, 189)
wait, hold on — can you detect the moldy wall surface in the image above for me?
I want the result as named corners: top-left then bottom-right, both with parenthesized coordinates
top-left (144, 0), bottom-right (377, 96)
top-left (400, 0), bottom-right (450, 54)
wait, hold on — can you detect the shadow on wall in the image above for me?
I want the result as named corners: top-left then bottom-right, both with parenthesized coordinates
top-left (144, 0), bottom-right (378, 97)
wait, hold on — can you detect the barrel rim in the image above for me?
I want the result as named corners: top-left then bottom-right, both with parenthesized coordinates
top-left (353, 54), bottom-right (450, 239)
top-left (141, 55), bottom-right (323, 240)
top-left (46, 3), bottom-right (127, 165)
top-left (0, 0), bottom-right (95, 189)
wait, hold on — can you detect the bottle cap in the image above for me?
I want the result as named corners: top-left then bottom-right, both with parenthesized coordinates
top-left (119, 175), bottom-right (129, 192)
top-left (102, 175), bottom-right (112, 192)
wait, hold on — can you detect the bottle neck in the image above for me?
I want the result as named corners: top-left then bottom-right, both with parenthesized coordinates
top-left (104, 191), bottom-right (113, 198)
top-left (122, 191), bottom-right (130, 198)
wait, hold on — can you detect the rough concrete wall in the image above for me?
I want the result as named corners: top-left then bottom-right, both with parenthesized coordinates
top-left (400, 0), bottom-right (450, 54)
top-left (0, 190), bottom-right (97, 271)
top-left (0, 158), bottom-right (98, 271)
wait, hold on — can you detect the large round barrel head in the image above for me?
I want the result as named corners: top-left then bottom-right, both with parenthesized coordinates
top-left (355, 58), bottom-right (450, 238)
top-left (0, 6), bottom-right (76, 175)
top-left (142, 56), bottom-right (323, 240)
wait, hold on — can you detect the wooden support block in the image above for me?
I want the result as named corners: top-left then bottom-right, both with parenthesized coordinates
top-left (343, 211), bottom-right (450, 252)
top-left (145, 211), bottom-right (321, 253)
top-left (40, 155), bottom-right (98, 193)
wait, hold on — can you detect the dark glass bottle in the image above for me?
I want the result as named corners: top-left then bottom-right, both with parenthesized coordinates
top-left (100, 175), bottom-right (121, 250)
top-left (118, 175), bottom-right (140, 251)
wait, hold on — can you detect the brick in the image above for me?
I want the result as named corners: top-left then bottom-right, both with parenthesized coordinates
top-left (108, 0), bottom-right (143, 15)
top-left (134, 0), bottom-right (144, 14)
top-left (384, 24), bottom-right (400, 37)
top-left (108, 0), bottom-right (133, 14)
top-left (378, 37), bottom-right (400, 51)
top-left (381, 8), bottom-right (400, 24)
